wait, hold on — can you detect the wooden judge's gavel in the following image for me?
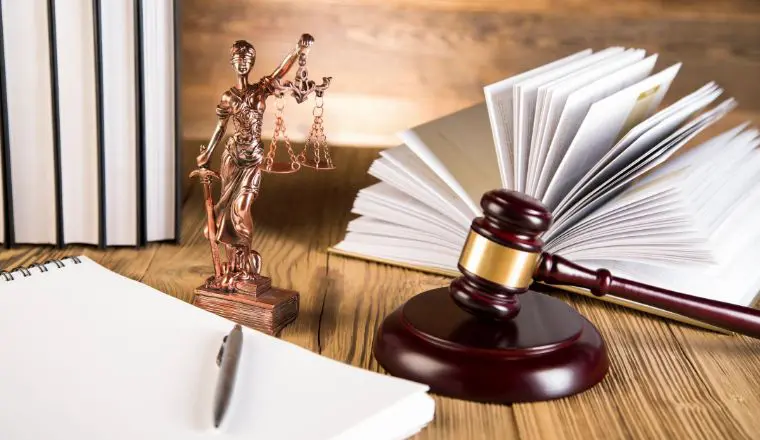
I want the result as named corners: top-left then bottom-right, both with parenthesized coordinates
top-left (451, 189), bottom-right (760, 339)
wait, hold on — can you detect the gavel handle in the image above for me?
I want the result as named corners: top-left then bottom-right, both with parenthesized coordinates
top-left (535, 253), bottom-right (760, 339)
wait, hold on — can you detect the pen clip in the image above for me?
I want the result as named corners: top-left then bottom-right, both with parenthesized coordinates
top-left (216, 335), bottom-right (228, 367)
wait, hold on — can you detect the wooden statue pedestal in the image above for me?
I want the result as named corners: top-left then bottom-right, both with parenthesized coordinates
top-left (373, 287), bottom-right (609, 403)
top-left (193, 276), bottom-right (299, 336)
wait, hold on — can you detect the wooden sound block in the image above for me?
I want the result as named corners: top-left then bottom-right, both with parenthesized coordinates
top-left (193, 284), bottom-right (299, 336)
top-left (373, 287), bottom-right (609, 403)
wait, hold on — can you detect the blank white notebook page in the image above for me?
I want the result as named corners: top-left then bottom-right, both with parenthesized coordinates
top-left (0, 257), bottom-right (434, 440)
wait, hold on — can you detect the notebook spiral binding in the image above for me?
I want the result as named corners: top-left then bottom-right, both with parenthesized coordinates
top-left (0, 256), bottom-right (82, 281)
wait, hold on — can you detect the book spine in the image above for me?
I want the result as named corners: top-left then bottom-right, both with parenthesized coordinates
top-left (173, 0), bottom-right (181, 244)
top-left (134, 0), bottom-right (146, 247)
top-left (92, 0), bottom-right (106, 249)
top-left (47, 0), bottom-right (64, 248)
top-left (0, 2), bottom-right (13, 248)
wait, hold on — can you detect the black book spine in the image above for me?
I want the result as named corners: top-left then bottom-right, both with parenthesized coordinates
top-left (92, 0), bottom-right (106, 248)
top-left (173, 0), bottom-right (182, 244)
top-left (47, 0), bottom-right (64, 248)
top-left (134, 0), bottom-right (146, 247)
top-left (0, 4), bottom-right (14, 248)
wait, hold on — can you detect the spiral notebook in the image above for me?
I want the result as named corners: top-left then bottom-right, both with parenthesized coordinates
top-left (0, 256), bottom-right (435, 440)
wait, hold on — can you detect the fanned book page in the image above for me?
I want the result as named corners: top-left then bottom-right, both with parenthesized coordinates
top-left (0, 257), bottom-right (435, 440)
top-left (332, 46), bottom-right (760, 328)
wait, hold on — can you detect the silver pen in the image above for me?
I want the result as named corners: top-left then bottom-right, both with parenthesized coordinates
top-left (214, 324), bottom-right (243, 428)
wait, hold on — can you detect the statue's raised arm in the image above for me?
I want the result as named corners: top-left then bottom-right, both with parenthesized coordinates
top-left (268, 33), bottom-right (313, 82)
top-left (265, 34), bottom-right (331, 104)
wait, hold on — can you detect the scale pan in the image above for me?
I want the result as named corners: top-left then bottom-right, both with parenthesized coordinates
top-left (300, 158), bottom-right (335, 170)
top-left (262, 162), bottom-right (300, 174)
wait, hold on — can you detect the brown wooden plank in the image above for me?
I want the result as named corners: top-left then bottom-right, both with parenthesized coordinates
top-left (512, 292), bottom-right (754, 439)
top-left (669, 325), bottom-right (760, 438)
top-left (181, 1), bottom-right (760, 146)
top-left (241, 0), bottom-right (760, 20)
top-left (0, 244), bottom-right (157, 281)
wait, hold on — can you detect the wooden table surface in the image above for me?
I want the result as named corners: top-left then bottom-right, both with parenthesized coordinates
top-left (2, 146), bottom-right (759, 440)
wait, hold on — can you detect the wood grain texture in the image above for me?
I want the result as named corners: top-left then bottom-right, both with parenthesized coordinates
top-left (2, 145), bottom-right (760, 439)
top-left (180, 0), bottom-right (760, 147)
top-left (246, 0), bottom-right (760, 20)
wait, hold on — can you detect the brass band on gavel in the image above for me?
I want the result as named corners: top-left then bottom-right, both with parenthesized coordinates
top-left (457, 230), bottom-right (540, 289)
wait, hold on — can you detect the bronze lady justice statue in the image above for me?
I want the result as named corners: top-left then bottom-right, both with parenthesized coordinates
top-left (190, 34), bottom-right (331, 335)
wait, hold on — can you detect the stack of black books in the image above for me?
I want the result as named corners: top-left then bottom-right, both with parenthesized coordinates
top-left (0, 0), bottom-right (180, 247)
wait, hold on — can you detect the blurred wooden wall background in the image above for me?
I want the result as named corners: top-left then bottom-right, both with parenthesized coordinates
top-left (181, 0), bottom-right (760, 148)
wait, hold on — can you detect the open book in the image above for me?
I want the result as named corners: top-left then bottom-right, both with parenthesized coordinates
top-left (0, 256), bottom-right (434, 439)
top-left (331, 47), bottom-right (760, 330)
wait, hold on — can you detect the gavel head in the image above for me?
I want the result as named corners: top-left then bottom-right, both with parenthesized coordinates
top-left (450, 189), bottom-right (552, 320)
